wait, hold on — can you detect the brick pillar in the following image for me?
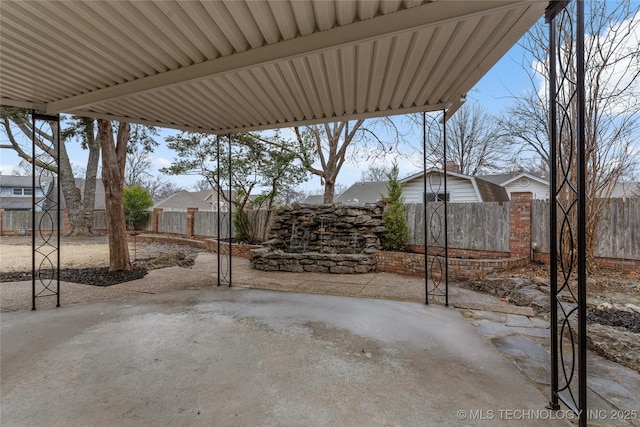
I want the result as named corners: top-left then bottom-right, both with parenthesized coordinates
top-left (152, 208), bottom-right (163, 234)
top-left (509, 192), bottom-right (532, 259)
top-left (186, 207), bottom-right (198, 237)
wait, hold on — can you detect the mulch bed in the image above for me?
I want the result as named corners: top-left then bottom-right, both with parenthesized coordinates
top-left (588, 308), bottom-right (640, 334)
top-left (0, 267), bottom-right (147, 287)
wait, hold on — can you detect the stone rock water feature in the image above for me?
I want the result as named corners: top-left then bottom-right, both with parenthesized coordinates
top-left (250, 202), bottom-right (386, 273)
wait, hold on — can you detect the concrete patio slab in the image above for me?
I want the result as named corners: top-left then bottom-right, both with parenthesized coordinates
top-left (296, 281), bottom-right (367, 295)
top-left (1, 288), bottom-right (566, 426)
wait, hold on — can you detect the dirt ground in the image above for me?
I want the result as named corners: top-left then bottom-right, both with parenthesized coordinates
top-left (0, 235), bottom-right (195, 272)
top-left (2, 235), bottom-right (638, 298)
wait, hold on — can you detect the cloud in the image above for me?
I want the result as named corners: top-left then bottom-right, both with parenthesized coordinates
top-left (533, 7), bottom-right (640, 114)
top-left (0, 164), bottom-right (17, 174)
top-left (152, 157), bottom-right (172, 167)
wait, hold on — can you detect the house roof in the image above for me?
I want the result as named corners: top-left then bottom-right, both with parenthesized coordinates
top-left (0, 197), bottom-right (43, 210)
top-left (475, 177), bottom-right (510, 202)
top-left (476, 173), bottom-right (518, 185)
top-left (0, 1), bottom-right (546, 134)
top-left (401, 168), bottom-right (509, 202)
top-left (41, 178), bottom-right (107, 210)
top-left (0, 175), bottom-right (41, 188)
top-left (611, 182), bottom-right (640, 198)
top-left (336, 181), bottom-right (388, 204)
top-left (302, 195), bottom-right (325, 205)
top-left (478, 172), bottom-right (548, 186)
top-left (74, 179), bottom-right (106, 210)
top-left (153, 190), bottom-right (214, 211)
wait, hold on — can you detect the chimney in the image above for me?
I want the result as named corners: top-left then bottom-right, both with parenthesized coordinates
top-left (444, 163), bottom-right (460, 173)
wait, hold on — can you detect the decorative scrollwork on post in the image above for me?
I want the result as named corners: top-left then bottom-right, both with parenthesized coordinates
top-left (546, 2), bottom-right (587, 424)
top-left (422, 110), bottom-right (448, 306)
top-left (31, 113), bottom-right (61, 310)
top-left (216, 134), bottom-right (232, 287)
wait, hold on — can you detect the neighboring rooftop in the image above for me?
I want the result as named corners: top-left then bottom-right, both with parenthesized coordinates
top-left (302, 195), bottom-right (325, 205)
top-left (474, 177), bottom-right (510, 203)
top-left (478, 172), bottom-right (548, 186)
top-left (335, 181), bottom-right (388, 204)
top-left (611, 182), bottom-right (640, 199)
top-left (153, 190), bottom-right (215, 211)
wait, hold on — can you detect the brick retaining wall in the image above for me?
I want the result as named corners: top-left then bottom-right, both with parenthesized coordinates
top-left (375, 250), bottom-right (529, 279)
top-left (533, 252), bottom-right (639, 273)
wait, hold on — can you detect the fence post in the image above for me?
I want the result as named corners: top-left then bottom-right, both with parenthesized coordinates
top-left (0, 208), bottom-right (4, 236)
top-left (186, 207), bottom-right (198, 237)
top-left (509, 192), bottom-right (532, 259)
top-left (152, 208), bottom-right (163, 234)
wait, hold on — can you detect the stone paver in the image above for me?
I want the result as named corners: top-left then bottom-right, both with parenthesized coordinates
top-left (506, 314), bottom-right (534, 327)
top-left (467, 307), bottom-right (639, 426)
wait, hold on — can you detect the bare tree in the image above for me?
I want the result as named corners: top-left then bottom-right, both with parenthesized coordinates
top-left (149, 181), bottom-right (184, 202)
top-left (124, 143), bottom-right (153, 188)
top-left (501, 0), bottom-right (640, 263)
top-left (361, 165), bottom-right (392, 182)
top-left (504, 155), bottom-right (549, 177)
top-left (191, 179), bottom-right (212, 192)
top-left (275, 188), bottom-right (306, 205)
top-left (425, 102), bottom-right (509, 176)
top-left (12, 158), bottom-right (56, 180)
top-left (294, 118), bottom-right (406, 203)
top-left (124, 143), bottom-right (178, 201)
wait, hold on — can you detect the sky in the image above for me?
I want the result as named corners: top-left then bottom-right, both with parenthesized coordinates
top-left (0, 35), bottom-right (535, 194)
top-left (2, 5), bottom-right (638, 196)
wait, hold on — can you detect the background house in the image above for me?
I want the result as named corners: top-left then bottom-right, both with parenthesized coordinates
top-left (400, 169), bottom-right (509, 203)
top-left (327, 169), bottom-right (510, 205)
top-left (479, 172), bottom-right (549, 200)
top-left (41, 178), bottom-right (107, 212)
top-left (152, 189), bottom-right (232, 212)
top-left (302, 194), bottom-right (325, 205)
top-left (0, 175), bottom-right (49, 211)
top-left (611, 182), bottom-right (640, 199)
top-left (335, 181), bottom-right (388, 204)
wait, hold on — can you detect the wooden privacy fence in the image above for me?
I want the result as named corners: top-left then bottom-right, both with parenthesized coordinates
top-left (151, 203), bottom-right (511, 253)
top-left (405, 202), bottom-right (510, 252)
top-left (531, 198), bottom-right (640, 260)
top-left (0, 211), bottom-right (59, 233)
top-left (192, 211), bottom-right (233, 239)
top-left (2, 197), bottom-right (638, 262)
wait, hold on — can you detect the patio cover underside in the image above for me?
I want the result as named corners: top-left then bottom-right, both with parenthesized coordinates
top-left (0, 0), bottom-right (546, 134)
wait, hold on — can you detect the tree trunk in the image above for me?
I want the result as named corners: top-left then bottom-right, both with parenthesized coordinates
top-left (79, 119), bottom-right (101, 235)
top-left (98, 119), bottom-right (131, 271)
top-left (64, 133), bottom-right (100, 236)
top-left (323, 180), bottom-right (335, 204)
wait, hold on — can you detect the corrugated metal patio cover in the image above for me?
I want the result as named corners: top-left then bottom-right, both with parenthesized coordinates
top-left (0, 1), bottom-right (546, 133)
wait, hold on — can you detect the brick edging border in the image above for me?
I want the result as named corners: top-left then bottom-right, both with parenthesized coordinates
top-left (375, 250), bottom-right (529, 280)
top-left (133, 234), bottom-right (530, 278)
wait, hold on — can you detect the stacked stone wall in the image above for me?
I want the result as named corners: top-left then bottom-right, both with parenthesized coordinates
top-left (251, 202), bottom-right (386, 273)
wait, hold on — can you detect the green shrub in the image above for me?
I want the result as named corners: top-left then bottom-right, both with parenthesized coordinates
top-left (123, 185), bottom-right (154, 230)
top-left (232, 206), bottom-right (250, 242)
top-left (382, 164), bottom-right (408, 251)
